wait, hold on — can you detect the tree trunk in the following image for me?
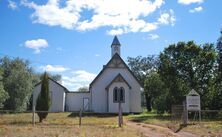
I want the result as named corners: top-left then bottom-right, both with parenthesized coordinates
top-left (145, 93), bottom-right (152, 112)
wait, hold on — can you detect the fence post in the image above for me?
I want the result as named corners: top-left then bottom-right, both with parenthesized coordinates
top-left (32, 105), bottom-right (35, 126)
top-left (118, 102), bottom-right (122, 127)
top-left (183, 101), bottom-right (188, 125)
top-left (79, 109), bottom-right (82, 126)
top-left (199, 110), bottom-right (201, 122)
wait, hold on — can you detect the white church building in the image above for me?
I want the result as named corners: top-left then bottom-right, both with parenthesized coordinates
top-left (33, 36), bottom-right (143, 113)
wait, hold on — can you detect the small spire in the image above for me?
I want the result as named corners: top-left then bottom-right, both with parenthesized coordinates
top-left (111, 35), bottom-right (121, 46)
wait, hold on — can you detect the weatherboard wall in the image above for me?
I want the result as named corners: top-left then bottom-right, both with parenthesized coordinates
top-left (91, 67), bottom-right (142, 113)
top-left (108, 82), bottom-right (130, 113)
top-left (65, 92), bottom-right (90, 112)
top-left (33, 79), bottom-right (66, 112)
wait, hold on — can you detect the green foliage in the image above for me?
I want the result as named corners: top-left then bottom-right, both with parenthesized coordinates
top-left (128, 39), bottom-right (221, 113)
top-left (127, 55), bottom-right (158, 84)
top-left (153, 94), bottom-right (168, 114)
top-left (0, 68), bottom-right (8, 108)
top-left (127, 55), bottom-right (159, 111)
top-left (40, 73), bottom-right (61, 82)
top-left (36, 72), bottom-right (50, 122)
top-left (144, 73), bottom-right (164, 98)
top-left (216, 29), bottom-right (222, 75)
top-left (158, 41), bottom-right (216, 111)
top-left (0, 57), bottom-right (34, 111)
top-left (144, 72), bottom-right (167, 113)
top-left (77, 86), bottom-right (89, 92)
top-left (212, 30), bottom-right (222, 111)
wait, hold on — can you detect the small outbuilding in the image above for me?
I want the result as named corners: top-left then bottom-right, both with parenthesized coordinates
top-left (33, 78), bottom-right (68, 112)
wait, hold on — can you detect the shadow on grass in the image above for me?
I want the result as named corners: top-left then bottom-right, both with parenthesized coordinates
top-left (129, 114), bottom-right (171, 123)
top-left (0, 121), bottom-right (32, 126)
top-left (68, 112), bottom-right (130, 118)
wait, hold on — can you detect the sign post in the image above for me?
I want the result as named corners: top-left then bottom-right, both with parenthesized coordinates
top-left (117, 89), bottom-right (123, 127)
top-left (118, 102), bottom-right (122, 127)
top-left (186, 89), bottom-right (201, 123)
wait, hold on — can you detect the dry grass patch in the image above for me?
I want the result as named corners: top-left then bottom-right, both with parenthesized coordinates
top-left (0, 113), bottom-right (140, 137)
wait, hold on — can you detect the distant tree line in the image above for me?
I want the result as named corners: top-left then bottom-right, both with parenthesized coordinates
top-left (128, 30), bottom-right (222, 113)
top-left (0, 57), bottom-right (61, 111)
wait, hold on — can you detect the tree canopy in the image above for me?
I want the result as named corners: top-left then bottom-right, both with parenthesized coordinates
top-left (127, 55), bottom-right (159, 111)
top-left (0, 57), bottom-right (34, 111)
top-left (0, 56), bottom-right (61, 111)
top-left (0, 68), bottom-right (8, 108)
top-left (77, 86), bottom-right (89, 92)
top-left (128, 38), bottom-right (222, 113)
top-left (159, 41), bottom-right (216, 111)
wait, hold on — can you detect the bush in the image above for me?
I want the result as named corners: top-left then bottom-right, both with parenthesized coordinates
top-left (36, 72), bottom-right (50, 122)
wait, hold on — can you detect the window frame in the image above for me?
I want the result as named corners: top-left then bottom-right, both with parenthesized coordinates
top-left (113, 87), bottom-right (118, 103)
top-left (119, 87), bottom-right (125, 103)
top-left (113, 87), bottom-right (125, 103)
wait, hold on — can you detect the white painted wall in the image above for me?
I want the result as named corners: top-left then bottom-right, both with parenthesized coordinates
top-left (91, 68), bottom-right (142, 113)
top-left (33, 79), bottom-right (66, 112)
top-left (65, 92), bottom-right (90, 112)
top-left (108, 82), bottom-right (130, 113)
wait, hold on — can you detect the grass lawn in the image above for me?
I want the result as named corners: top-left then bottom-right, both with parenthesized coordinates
top-left (0, 113), bottom-right (141, 137)
top-left (127, 111), bottom-right (222, 136)
top-left (1, 112), bottom-right (221, 137)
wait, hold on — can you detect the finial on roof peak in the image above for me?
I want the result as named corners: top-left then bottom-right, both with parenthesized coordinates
top-left (111, 36), bottom-right (121, 57)
top-left (111, 35), bottom-right (121, 46)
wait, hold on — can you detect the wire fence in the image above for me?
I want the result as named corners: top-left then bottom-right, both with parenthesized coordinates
top-left (171, 105), bottom-right (222, 125)
top-left (0, 109), bottom-right (88, 127)
top-left (1, 108), bottom-right (221, 128)
top-left (0, 109), bottom-right (125, 128)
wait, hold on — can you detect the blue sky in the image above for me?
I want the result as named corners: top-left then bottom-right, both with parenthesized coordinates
top-left (0, 0), bottom-right (222, 90)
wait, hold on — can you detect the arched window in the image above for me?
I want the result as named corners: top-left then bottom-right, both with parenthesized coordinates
top-left (113, 87), bottom-right (118, 102)
top-left (119, 87), bottom-right (125, 103)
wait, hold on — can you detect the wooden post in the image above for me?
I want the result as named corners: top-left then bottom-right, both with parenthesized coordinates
top-left (199, 110), bottom-right (201, 122)
top-left (79, 109), bottom-right (82, 126)
top-left (183, 101), bottom-right (188, 125)
top-left (118, 102), bottom-right (122, 127)
top-left (120, 104), bottom-right (123, 125)
top-left (32, 105), bottom-right (35, 126)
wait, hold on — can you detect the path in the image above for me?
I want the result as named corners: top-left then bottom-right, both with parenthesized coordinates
top-left (126, 121), bottom-right (198, 137)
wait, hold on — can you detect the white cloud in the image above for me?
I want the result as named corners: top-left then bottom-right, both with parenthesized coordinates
top-left (157, 9), bottom-right (176, 26)
top-left (107, 28), bottom-right (126, 36)
top-left (21, 0), bottom-right (176, 35)
top-left (148, 34), bottom-right (159, 40)
top-left (40, 65), bottom-right (69, 72)
top-left (189, 6), bottom-right (203, 13)
top-left (178, 0), bottom-right (203, 5)
top-left (94, 54), bottom-right (100, 57)
top-left (24, 39), bottom-right (48, 54)
top-left (21, 0), bottom-right (79, 29)
top-left (62, 70), bottom-right (97, 91)
top-left (8, 0), bottom-right (17, 10)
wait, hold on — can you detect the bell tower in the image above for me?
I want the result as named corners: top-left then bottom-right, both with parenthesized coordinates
top-left (111, 36), bottom-right (121, 57)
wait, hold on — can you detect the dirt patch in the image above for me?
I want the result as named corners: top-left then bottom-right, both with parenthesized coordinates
top-left (126, 121), bottom-right (198, 137)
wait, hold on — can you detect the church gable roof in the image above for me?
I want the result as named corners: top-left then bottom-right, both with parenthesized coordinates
top-left (89, 53), bottom-right (142, 88)
top-left (35, 78), bottom-right (69, 93)
top-left (106, 53), bottom-right (125, 68)
top-left (105, 73), bottom-right (131, 90)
